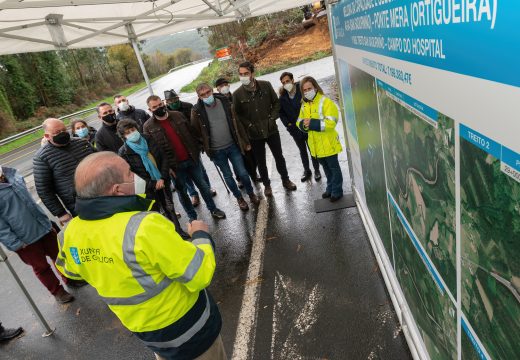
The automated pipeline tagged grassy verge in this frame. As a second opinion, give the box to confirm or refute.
[180,50,332,93]
[0,74,165,156]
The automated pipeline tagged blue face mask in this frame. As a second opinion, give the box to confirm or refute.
[202,95,215,105]
[76,127,89,138]
[126,131,141,143]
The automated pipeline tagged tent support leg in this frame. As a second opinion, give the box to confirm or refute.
[0,246,55,337]
[126,23,153,95]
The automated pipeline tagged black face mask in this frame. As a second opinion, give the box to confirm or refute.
[153,106,167,118]
[102,113,117,124]
[52,131,71,146]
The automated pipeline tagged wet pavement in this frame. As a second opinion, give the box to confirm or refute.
[0,60,411,359]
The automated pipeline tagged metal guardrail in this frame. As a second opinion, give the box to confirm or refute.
[167,58,212,73]
[0,107,96,147]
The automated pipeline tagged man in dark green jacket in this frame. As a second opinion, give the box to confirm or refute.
[232,61,297,197]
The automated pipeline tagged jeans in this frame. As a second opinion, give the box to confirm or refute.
[318,154,343,197]
[292,136,320,173]
[212,144,254,199]
[175,159,217,220]
[16,229,68,295]
[185,160,212,197]
[250,132,289,186]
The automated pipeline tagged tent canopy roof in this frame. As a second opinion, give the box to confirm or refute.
[0,0,312,55]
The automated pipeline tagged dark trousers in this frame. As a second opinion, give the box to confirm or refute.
[241,150,258,181]
[293,136,320,173]
[318,154,344,197]
[152,186,186,236]
[250,132,289,186]
[16,230,67,295]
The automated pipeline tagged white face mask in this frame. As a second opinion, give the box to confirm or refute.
[239,76,251,86]
[133,173,147,195]
[118,101,130,112]
[283,83,294,92]
[304,89,317,101]
[219,85,230,94]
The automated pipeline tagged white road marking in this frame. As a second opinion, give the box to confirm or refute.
[271,271,323,360]
[231,156,273,360]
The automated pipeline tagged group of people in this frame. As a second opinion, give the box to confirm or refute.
[0,61,343,359]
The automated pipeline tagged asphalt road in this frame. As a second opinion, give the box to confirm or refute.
[0,57,411,360]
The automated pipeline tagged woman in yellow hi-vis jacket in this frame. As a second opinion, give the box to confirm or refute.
[296,76,344,202]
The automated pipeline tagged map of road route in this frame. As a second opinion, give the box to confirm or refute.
[460,137,520,359]
[378,85,456,297]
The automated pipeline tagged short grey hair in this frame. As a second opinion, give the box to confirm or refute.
[75,152,126,198]
[196,82,213,94]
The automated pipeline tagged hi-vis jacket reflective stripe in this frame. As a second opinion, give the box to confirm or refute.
[296,93,342,158]
[55,211,216,333]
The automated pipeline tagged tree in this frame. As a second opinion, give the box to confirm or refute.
[21,52,73,107]
[0,83,15,136]
[172,48,194,66]
[108,44,139,83]
[0,55,37,119]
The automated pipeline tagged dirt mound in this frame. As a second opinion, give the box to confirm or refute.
[253,16,331,68]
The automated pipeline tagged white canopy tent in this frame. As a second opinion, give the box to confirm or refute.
[0,0,315,94]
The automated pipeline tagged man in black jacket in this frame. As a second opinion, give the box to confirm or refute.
[233,61,297,197]
[95,102,124,152]
[164,88,216,205]
[33,118,95,224]
[114,94,149,131]
[279,71,321,182]
[143,95,226,221]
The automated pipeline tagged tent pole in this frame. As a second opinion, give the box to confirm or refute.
[0,246,55,337]
[126,23,154,95]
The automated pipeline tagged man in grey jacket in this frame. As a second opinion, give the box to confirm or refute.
[0,166,80,303]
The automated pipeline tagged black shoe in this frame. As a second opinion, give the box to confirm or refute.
[322,192,331,199]
[330,194,343,202]
[314,170,322,181]
[300,170,312,182]
[0,326,23,342]
[67,279,88,288]
[210,189,217,197]
[211,209,226,219]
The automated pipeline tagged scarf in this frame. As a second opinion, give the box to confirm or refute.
[125,136,162,181]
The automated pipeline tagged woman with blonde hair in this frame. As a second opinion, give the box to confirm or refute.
[296,76,344,202]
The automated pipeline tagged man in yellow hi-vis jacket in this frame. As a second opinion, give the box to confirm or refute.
[296,76,344,202]
[55,152,225,360]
